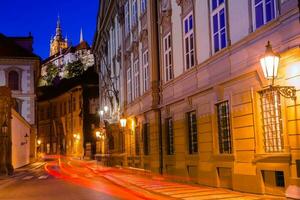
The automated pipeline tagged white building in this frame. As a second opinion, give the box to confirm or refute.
[0,33,40,125]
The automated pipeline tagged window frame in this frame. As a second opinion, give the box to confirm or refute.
[252,0,277,30]
[166,117,174,155]
[141,0,147,14]
[210,0,227,53]
[131,0,138,28]
[259,89,284,153]
[127,67,132,103]
[133,59,140,99]
[143,123,150,155]
[142,50,149,93]
[183,12,195,70]
[163,33,173,82]
[7,70,21,91]
[124,1,130,36]
[187,111,198,154]
[216,100,232,154]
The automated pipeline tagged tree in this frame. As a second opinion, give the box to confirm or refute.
[65,60,84,78]
[45,63,59,85]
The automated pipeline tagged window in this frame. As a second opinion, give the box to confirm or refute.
[163,33,173,82]
[260,89,283,152]
[166,118,174,155]
[108,135,114,150]
[132,0,138,27]
[216,101,232,154]
[125,1,130,35]
[183,12,195,70]
[187,111,198,154]
[135,127,140,155]
[142,50,149,92]
[275,171,285,187]
[73,97,76,111]
[143,123,150,155]
[127,67,132,103]
[141,0,147,14]
[253,0,276,29]
[211,0,227,53]
[8,70,19,90]
[133,60,140,99]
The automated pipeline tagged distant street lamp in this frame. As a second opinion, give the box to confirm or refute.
[98,110,104,117]
[259,41,296,100]
[104,106,109,113]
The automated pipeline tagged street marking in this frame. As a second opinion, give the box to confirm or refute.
[38,175,48,179]
[22,176,34,180]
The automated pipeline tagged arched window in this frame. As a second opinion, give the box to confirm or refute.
[8,70,20,90]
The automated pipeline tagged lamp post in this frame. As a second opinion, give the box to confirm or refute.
[259,41,296,100]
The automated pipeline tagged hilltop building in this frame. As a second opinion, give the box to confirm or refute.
[40,17,94,85]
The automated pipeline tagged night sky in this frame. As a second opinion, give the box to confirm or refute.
[0,0,99,59]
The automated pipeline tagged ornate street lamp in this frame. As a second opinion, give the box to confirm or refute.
[104,106,109,113]
[259,41,296,100]
[120,118,127,128]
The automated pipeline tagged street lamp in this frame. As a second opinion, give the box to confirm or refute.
[104,106,109,113]
[120,118,127,128]
[260,41,280,85]
[259,41,296,100]
[98,110,104,117]
[37,139,41,146]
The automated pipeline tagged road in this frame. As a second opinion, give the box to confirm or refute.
[0,156,284,200]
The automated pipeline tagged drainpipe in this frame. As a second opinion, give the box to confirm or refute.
[154,0,163,175]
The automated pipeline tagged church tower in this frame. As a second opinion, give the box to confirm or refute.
[49,16,68,56]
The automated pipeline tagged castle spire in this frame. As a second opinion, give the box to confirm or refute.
[55,15,62,39]
[80,27,84,43]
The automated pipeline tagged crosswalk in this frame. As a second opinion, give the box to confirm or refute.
[109,174,284,200]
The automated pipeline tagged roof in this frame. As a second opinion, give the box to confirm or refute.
[37,67,98,101]
[42,40,90,64]
[0,33,40,59]
[75,41,90,50]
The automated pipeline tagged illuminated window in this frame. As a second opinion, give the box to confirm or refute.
[183,12,195,70]
[253,0,276,29]
[210,0,227,53]
[166,118,174,155]
[216,101,232,154]
[142,50,149,92]
[187,111,198,154]
[8,70,20,90]
[133,60,140,99]
[260,89,283,152]
[163,33,173,82]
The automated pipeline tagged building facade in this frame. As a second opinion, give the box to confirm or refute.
[94,0,300,197]
[37,68,99,158]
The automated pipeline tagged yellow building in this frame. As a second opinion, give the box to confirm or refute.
[93,0,300,197]
[37,68,99,158]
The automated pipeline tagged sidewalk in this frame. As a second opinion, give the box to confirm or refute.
[94,166,285,200]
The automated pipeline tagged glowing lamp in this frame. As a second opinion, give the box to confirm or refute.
[37,139,41,145]
[120,118,127,128]
[99,110,104,116]
[95,131,101,138]
[260,41,280,84]
[104,106,109,113]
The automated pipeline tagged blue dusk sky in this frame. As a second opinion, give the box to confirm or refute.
[0,0,99,59]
